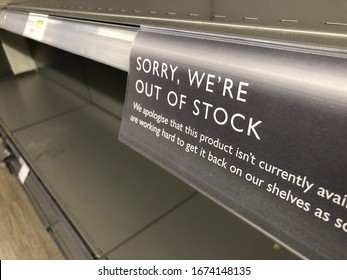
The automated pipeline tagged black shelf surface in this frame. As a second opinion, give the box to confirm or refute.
[0,70,192,257]
[0,71,87,132]
[107,194,295,259]
[6,0,347,49]
[12,105,195,258]
[0,70,296,259]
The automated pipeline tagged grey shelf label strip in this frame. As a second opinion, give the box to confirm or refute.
[0,10,136,72]
[4,0,347,50]
[119,27,347,259]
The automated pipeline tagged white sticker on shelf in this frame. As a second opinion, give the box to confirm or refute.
[23,13,48,41]
[18,157,30,184]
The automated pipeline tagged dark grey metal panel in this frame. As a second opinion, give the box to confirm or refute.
[107,194,297,259]
[12,105,194,258]
[82,59,126,118]
[0,71,87,132]
[0,32,13,78]
[40,64,91,100]
[0,0,20,8]
[7,0,347,49]
[30,43,92,100]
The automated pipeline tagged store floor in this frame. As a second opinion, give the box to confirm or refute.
[0,166,64,259]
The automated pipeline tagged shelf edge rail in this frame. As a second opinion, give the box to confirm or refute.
[0,9,137,72]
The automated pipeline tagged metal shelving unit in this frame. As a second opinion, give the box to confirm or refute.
[0,64,295,259]
[1,0,346,259]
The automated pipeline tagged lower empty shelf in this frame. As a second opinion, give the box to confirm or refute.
[0,71,87,132]
[107,193,295,259]
[12,105,195,258]
[0,69,296,259]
